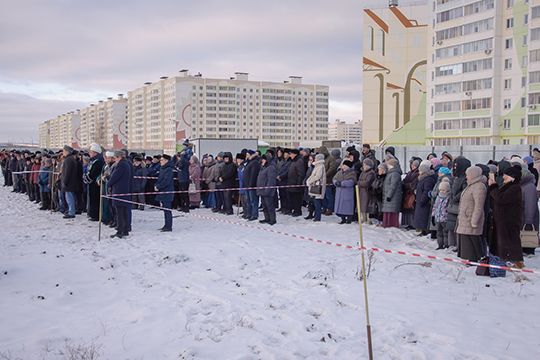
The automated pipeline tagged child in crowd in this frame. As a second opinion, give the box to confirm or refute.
[432,178,451,250]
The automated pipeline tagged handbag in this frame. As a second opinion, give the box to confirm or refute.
[475,254,506,277]
[403,193,415,210]
[309,183,322,195]
[475,257,490,276]
[188,182,197,194]
[520,224,539,249]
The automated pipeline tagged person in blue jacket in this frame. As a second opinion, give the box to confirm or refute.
[155,154,175,232]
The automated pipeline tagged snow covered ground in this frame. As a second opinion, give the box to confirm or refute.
[0,184,539,360]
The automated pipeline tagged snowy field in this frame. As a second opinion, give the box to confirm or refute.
[0,183,539,360]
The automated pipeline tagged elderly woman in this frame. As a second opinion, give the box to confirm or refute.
[414,161,436,236]
[401,158,419,229]
[382,159,402,228]
[488,166,524,267]
[306,154,326,222]
[333,159,358,224]
[455,166,487,262]
[188,155,202,209]
[357,158,376,224]
[521,171,539,255]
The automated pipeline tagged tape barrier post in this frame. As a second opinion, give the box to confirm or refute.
[98,177,103,242]
[356,185,374,360]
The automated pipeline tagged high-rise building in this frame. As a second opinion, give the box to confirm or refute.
[328,119,363,143]
[127,71,329,152]
[362,3,429,145]
[427,0,540,146]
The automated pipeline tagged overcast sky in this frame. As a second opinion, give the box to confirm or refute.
[0,0,399,144]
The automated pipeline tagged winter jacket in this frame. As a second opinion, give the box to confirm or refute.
[189,156,202,204]
[361,149,377,165]
[220,152,237,189]
[357,168,375,213]
[488,181,524,262]
[132,164,148,193]
[306,159,326,199]
[61,154,80,193]
[277,158,291,185]
[521,173,539,231]
[155,159,174,203]
[31,163,40,184]
[432,195,449,223]
[287,155,306,193]
[38,166,52,193]
[243,154,261,188]
[317,146,337,184]
[455,172,487,236]
[446,158,471,231]
[256,160,277,197]
[333,167,357,216]
[175,155,190,183]
[414,170,437,230]
[107,159,132,207]
[401,168,419,213]
[83,154,105,185]
[382,164,403,213]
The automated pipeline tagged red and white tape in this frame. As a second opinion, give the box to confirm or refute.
[101,196,538,275]
[106,184,309,197]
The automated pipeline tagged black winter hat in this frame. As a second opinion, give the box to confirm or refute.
[290,149,300,155]
[504,166,522,182]
[236,153,246,160]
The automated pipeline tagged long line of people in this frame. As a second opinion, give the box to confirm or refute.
[2,143,539,268]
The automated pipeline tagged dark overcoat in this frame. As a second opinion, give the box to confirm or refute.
[107,159,132,207]
[414,170,436,230]
[155,160,174,203]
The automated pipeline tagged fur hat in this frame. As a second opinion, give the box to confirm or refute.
[236,153,246,160]
[387,159,398,168]
[133,156,143,162]
[343,160,354,168]
[89,142,101,153]
[504,166,522,182]
[113,150,125,158]
[266,148,276,157]
[162,154,171,161]
[290,149,300,155]
[105,151,115,158]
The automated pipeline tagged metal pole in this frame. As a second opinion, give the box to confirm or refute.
[98,177,103,241]
[355,185,374,360]
[50,167,56,214]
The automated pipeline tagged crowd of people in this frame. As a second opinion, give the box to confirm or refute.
[2,142,539,268]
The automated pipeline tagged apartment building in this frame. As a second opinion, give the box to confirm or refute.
[363,3,429,145]
[328,119,363,143]
[128,71,329,152]
[428,0,540,146]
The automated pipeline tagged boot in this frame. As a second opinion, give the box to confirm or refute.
[304,203,314,220]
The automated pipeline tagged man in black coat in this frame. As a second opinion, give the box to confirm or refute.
[287,149,306,217]
[61,145,81,219]
[83,143,105,221]
[243,150,260,220]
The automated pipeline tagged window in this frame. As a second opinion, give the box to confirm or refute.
[504,59,512,69]
[462,137,491,145]
[533,6,540,20]
[377,29,385,55]
[462,78,492,91]
[463,58,492,73]
[530,71,540,84]
[524,35,528,46]
[462,117,491,129]
[462,98,491,110]
[463,38,493,54]
[531,28,540,41]
[436,63,463,77]
[436,25,462,41]
[529,92,540,105]
[523,76,527,87]
[505,38,513,49]
[435,101,461,113]
[531,49,540,62]
[523,56,528,68]
[503,119,511,130]
[525,14,529,25]
[435,82,461,94]
[506,18,514,29]
[434,138,460,146]
[464,0,494,16]
[521,118,526,128]
[437,7,463,23]
[522,97,527,108]
[504,99,512,109]
[436,45,462,59]
[502,139,510,145]
[528,114,540,126]
[504,79,512,90]
[366,26,374,51]
[434,119,460,130]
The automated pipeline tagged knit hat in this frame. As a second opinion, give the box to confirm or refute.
[523,156,534,165]
[89,142,101,153]
[387,159,398,168]
[342,160,354,168]
[412,159,420,168]
[504,166,522,182]
[331,149,341,157]
[466,166,482,179]
[217,151,224,159]
[315,154,325,161]
[439,181,451,192]
[419,159,431,173]
[487,164,497,174]
[63,145,73,153]
[105,151,115,158]
[378,163,388,173]
[363,159,374,168]
[438,167,451,175]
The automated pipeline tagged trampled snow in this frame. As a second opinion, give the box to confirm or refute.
[0,185,539,359]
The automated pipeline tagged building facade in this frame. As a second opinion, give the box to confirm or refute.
[363,3,429,145]
[127,71,329,152]
[428,0,540,146]
[328,119,363,143]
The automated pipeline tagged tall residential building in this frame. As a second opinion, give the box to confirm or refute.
[427,0,540,146]
[328,119,363,143]
[363,3,429,145]
[39,95,127,150]
[127,71,329,151]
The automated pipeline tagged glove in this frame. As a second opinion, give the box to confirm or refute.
[335,181,341,187]
[386,197,391,202]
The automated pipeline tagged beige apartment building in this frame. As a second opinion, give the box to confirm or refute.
[328,119,363,143]
[128,71,329,152]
